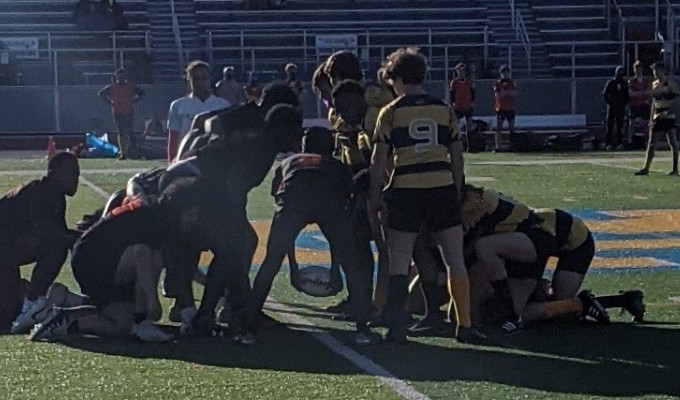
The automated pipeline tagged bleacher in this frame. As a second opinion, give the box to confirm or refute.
[0,0,149,85]
[196,0,491,80]
[531,0,623,77]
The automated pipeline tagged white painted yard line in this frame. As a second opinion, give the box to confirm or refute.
[0,168,148,176]
[587,161,666,173]
[79,173,431,400]
[472,156,670,166]
[267,299,431,400]
[79,176,111,199]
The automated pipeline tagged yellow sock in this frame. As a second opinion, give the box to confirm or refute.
[543,299,583,318]
[448,278,472,328]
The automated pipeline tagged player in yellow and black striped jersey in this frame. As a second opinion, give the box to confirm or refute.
[369,47,486,344]
[636,61,679,176]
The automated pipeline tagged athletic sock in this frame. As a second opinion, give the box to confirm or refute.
[421,281,446,319]
[672,151,679,172]
[595,294,627,309]
[491,279,518,320]
[448,278,472,328]
[543,299,583,318]
[385,275,409,326]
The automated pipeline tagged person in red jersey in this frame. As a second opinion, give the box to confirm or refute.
[627,60,651,147]
[493,65,517,152]
[449,63,475,136]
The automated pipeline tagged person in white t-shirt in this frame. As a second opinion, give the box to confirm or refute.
[167,60,230,163]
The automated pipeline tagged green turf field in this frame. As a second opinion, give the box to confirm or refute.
[1,152,679,400]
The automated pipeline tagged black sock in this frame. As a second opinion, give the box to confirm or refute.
[595,294,626,309]
[491,279,517,320]
[133,313,147,324]
[385,275,409,325]
[421,281,446,319]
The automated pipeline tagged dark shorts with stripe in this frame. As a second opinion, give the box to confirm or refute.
[554,231,595,275]
[652,118,676,133]
[629,105,650,120]
[386,185,461,233]
[71,248,135,308]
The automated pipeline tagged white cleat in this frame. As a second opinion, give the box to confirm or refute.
[132,320,173,343]
[11,296,50,334]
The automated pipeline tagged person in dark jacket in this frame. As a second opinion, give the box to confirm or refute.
[602,66,630,150]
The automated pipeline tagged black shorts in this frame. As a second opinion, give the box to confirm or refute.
[455,108,474,120]
[629,106,650,120]
[506,227,559,280]
[652,118,677,133]
[554,232,595,275]
[386,185,461,233]
[71,249,134,307]
[496,110,516,121]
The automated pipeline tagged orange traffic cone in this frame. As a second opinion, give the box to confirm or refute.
[45,136,56,160]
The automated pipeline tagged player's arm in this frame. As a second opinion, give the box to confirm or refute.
[493,82,501,99]
[29,189,75,248]
[448,112,465,199]
[369,107,393,218]
[508,81,517,97]
[602,81,613,104]
[98,84,112,104]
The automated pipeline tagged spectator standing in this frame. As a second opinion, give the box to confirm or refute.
[216,66,245,105]
[602,66,630,150]
[98,68,145,159]
[627,60,651,147]
[493,65,517,152]
[166,60,230,163]
[635,62,679,176]
[449,62,475,135]
[285,63,304,97]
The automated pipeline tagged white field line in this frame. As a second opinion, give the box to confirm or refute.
[0,168,147,176]
[78,173,432,400]
[587,161,666,173]
[267,299,431,400]
[472,156,670,166]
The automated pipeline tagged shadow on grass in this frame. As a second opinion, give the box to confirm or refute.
[55,312,679,398]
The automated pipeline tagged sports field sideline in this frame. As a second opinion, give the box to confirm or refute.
[1,151,679,400]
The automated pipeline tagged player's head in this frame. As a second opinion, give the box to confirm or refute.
[260,82,300,113]
[159,177,200,233]
[633,60,643,76]
[651,61,666,79]
[332,79,366,126]
[499,65,510,78]
[47,151,80,197]
[615,66,625,79]
[114,68,128,83]
[265,103,304,153]
[302,126,334,155]
[312,61,333,103]
[285,63,298,79]
[223,66,235,80]
[454,62,466,79]
[185,60,212,98]
[324,51,363,86]
[381,47,427,94]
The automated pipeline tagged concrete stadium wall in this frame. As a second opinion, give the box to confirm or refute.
[0,77,675,134]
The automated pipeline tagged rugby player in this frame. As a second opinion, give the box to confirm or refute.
[449,63,475,138]
[493,65,517,152]
[369,47,485,344]
[243,127,374,345]
[627,60,651,147]
[164,83,304,336]
[29,179,200,342]
[635,61,679,176]
[0,152,81,333]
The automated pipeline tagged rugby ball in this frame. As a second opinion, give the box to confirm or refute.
[297,265,336,298]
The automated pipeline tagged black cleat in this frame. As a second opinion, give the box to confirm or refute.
[29,305,97,342]
[384,327,408,344]
[407,313,452,337]
[456,326,488,345]
[634,169,649,176]
[578,290,610,324]
[621,290,646,322]
[501,318,524,334]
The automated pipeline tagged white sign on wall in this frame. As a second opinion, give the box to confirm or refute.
[315,34,358,53]
[0,37,39,59]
